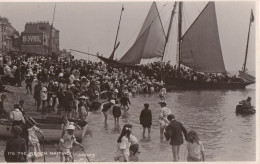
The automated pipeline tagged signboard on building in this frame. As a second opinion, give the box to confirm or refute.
[21,33,43,45]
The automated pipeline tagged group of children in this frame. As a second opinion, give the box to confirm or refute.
[9,115,84,162]
[113,104,205,162]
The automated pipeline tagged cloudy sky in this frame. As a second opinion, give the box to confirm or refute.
[0,1,256,72]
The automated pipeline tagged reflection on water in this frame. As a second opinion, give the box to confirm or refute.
[0,87,255,162]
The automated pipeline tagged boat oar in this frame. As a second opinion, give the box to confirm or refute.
[81,147,91,162]
[42,136,46,162]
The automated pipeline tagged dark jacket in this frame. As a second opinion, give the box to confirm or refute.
[0,100,8,118]
[120,97,131,106]
[140,108,152,126]
[34,84,42,100]
[165,119,187,146]
[4,136,27,162]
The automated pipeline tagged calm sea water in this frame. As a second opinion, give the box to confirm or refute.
[0,85,255,162]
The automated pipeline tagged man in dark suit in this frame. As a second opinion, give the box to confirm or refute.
[165,114,187,161]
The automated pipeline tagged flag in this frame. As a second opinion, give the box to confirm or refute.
[250,10,254,23]
[122,5,124,11]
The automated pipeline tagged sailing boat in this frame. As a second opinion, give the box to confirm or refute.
[238,10,255,83]
[97,2,167,69]
[98,2,254,89]
[163,2,255,89]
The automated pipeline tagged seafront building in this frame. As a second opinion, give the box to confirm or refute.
[20,21,59,54]
[0,16,20,53]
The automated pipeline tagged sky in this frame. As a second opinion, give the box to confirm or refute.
[0,1,256,72]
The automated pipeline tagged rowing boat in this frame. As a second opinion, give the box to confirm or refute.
[0,117,88,141]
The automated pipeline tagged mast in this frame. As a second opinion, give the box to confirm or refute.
[242,9,254,72]
[161,2,177,81]
[49,3,56,54]
[177,2,183,70]
[109,5,124,60]
[161,2,177,61]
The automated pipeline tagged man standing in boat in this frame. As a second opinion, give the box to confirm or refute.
[239,96,253,110]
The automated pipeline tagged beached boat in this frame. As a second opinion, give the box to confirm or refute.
[0,117,88,141]
[74,2,255,90]
[164,2,255,90]
[236,105,255,115]
[238,9,255,84]
[103,2,255,89]
[97,3,166,69]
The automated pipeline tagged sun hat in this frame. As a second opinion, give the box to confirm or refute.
[66,125,75,130]
[79,95,88,99]
[42,87,47,92]
[54,82,58,86]
[110,100,115,104]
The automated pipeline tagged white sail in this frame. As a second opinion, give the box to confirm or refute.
[180,2,226,73]
[119,2,166,64]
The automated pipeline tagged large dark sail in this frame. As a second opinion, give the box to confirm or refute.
[180,2,226,73]
[119,2,166,64]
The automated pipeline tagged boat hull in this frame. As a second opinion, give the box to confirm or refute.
[236,105,255,114]
[238,71,255,83]
[97,56,140,69]
[0,118,87,141]
[165,78,254,90]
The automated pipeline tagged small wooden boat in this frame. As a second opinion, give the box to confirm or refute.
[0,116,88,141]
[236,104,255,114]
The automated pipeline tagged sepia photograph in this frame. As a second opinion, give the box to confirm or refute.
[0,0,257,162]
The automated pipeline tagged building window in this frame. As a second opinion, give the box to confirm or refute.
[39,26,46,31]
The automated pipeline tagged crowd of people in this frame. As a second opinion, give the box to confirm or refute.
[143,61,241,83]
[0,53,207,162]
[0,54,167,119]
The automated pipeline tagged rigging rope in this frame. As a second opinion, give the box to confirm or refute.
[193,2,202,14]
[182,5,190,32]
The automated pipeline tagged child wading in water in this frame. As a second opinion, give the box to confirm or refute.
[114,124,132,162]
[185,130,205,162]
[27,117,44,162]
[159,88,166,101]
[59,124,84,162]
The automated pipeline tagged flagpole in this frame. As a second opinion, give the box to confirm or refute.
[242,9,254,72]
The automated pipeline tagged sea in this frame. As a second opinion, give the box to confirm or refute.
[0,85,256,162]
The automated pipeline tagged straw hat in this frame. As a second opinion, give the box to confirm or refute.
[66,125,75,130]
[54,82,58,86]
[79,95,88,99]
[42,87,47,92]
[110,100,115,104]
